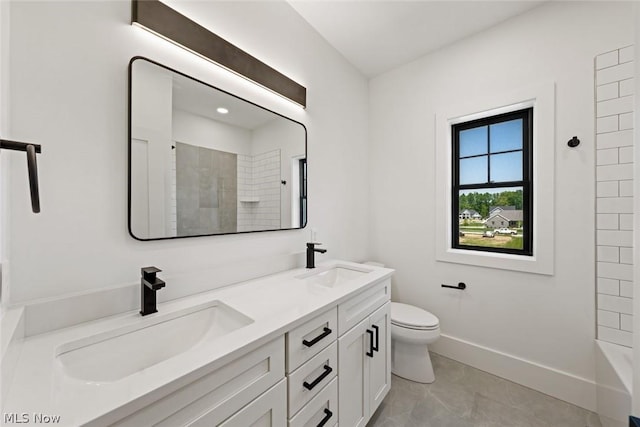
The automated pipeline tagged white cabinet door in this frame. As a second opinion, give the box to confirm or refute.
[215,379,287,427]
[368,302,390,413]
[338,317,370,427]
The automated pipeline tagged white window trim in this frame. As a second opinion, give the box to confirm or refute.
[435,82,555,275]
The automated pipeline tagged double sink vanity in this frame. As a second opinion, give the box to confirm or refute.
[3,261,393,426]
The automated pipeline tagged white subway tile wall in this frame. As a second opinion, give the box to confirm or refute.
[619,213,634,230]
[598,277,621,295]
[597,213,619,229]
[595,46,634,347]
[598,325,632,347]
[597,129,633,149]
[237,149,281,232]
[620,79,634,97]
[620,280,634,298]
[598,309,620,329]
[620,314,633,332]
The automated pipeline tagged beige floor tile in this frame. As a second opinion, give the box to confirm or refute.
[367,352,602,427]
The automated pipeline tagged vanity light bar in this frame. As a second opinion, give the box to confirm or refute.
[131,0,307,108]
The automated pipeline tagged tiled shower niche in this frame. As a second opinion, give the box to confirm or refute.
[237,149,282,232]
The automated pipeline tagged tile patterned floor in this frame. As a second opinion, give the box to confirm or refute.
[367,352,602,427]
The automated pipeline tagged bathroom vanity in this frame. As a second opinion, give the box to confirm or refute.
[2,261,392,426]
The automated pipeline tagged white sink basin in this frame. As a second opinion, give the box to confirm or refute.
[56,300,252,383]
[297,264,372,287]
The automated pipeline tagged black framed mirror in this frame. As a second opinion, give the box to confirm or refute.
[128,57,307,240]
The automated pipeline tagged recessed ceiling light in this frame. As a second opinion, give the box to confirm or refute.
[217,107,229,114]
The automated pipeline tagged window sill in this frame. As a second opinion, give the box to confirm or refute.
[437,248,553,276]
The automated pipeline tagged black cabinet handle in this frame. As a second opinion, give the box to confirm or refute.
[303,327,332,347]
[317,408,333,427]
[303,365,333,391]
[372,324,379,352]
[366,329,374,357]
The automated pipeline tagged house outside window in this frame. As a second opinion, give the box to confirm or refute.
[452,108,533,256]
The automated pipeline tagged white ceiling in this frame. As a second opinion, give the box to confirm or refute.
[288,1,545,77]
[173,72,277,129]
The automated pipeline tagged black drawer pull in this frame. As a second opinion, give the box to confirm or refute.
[372,324,379,352]
[303,327,332,347]
[366,329,374,357]
[317,408,333,427]
[303,365,333,391]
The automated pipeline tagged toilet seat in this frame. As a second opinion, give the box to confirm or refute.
[392,322,439,331]
[391,302,439,330]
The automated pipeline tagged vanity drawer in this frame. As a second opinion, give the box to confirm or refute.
[108,336,285,427]
[288,341,338,417]
[287,307,337,372]
[289,377,337,427]
[196,379,287,427]
[338,278,390,335]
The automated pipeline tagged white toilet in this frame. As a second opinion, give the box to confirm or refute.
[390,302,440,383]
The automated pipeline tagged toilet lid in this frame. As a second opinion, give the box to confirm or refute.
[391,302,439,329]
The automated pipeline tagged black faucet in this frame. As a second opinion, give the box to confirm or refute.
[306,242,327,269]
[140,266,165,316]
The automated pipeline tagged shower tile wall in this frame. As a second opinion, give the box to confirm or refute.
[595,46,634,347]
[237,149,281,232]
[176,142,238,235]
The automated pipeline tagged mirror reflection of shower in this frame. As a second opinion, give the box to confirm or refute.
[129,58,306,240]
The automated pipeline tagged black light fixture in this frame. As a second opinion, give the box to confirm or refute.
[131,0,307,108]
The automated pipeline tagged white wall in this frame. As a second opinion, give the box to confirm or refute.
[0,0,10,306]
[0,0,4,260]
[5,0,369,304]
[172,109,252,155]
[369,1,633,410]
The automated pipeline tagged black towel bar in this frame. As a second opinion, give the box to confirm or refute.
[442,282,467,290]
[1,139,42,213]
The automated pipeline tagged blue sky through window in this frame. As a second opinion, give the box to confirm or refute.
[459,126,487,157]
[491,152,522,182]
[458,118,522,185]
[490,119,522,153]
[460,157,487,185]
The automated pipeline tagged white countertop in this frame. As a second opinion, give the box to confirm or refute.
[2,260,393,426]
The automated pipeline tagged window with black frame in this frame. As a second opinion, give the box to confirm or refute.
[452,108,533,255]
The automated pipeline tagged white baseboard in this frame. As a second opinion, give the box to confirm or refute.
[430,334,597,411]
